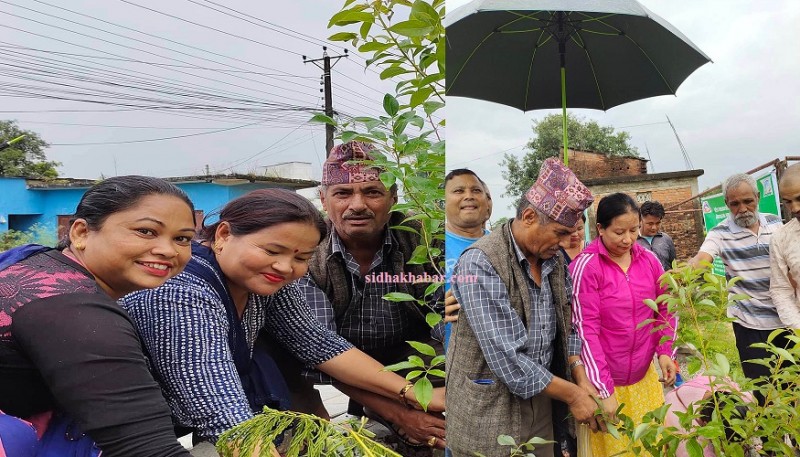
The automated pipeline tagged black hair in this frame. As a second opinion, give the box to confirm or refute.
[640,200,666,219]
[58,175,195,249]
[445,168,488,191]
[201,188,327,244]
[596,193,639,228]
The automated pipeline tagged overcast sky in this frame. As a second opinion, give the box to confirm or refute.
[0,0,394,180]
[446,0,800,220]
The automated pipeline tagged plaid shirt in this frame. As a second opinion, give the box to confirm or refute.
[452,236,581,399]
[299,228,420,352]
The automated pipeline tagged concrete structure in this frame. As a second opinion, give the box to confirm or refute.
[565,149,705,261]
[0,173,318,243]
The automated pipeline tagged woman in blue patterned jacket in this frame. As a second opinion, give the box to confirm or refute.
[121,188,445,447]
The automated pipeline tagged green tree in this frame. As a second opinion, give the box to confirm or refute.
[501,113,638,203]
[0,120,60,179]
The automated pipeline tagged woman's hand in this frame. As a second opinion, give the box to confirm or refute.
[577,378,600,398]
[444,290,460,324]
[600,394,619,426]
[658,355,677,387]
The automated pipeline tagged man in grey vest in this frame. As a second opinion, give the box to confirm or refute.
[447,158,603,457]
[297,141,446,451]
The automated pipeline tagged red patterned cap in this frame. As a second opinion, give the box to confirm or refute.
[525,158,594,227]
[321,141,382,185]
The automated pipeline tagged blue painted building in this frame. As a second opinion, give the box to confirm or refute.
[0,173,318,243]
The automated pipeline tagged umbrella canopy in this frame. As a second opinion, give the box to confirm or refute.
[445,0,711,112]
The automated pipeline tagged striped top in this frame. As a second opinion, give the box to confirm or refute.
[122,253,352,442]
[699,213,783,329]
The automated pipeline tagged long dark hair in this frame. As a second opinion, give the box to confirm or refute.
[200,189,327,243]
[58,175,194,248]
[596,193,639,229]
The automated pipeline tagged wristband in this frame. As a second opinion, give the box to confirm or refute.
[569,359,585,371]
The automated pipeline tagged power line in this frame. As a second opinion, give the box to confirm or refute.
[49,120,264,146]
[117,0,304,57]
[0,9,319,106]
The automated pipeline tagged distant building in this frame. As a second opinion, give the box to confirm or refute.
[0,172,318,243]
[565,149,705,261]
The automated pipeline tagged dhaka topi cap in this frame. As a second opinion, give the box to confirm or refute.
[321,141,382,186]
[525,157,594,227]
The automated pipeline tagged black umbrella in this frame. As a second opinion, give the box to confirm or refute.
[445,0,711,164]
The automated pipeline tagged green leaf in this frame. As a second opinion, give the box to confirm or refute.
[633,423,649,441]
[426,312,442,327]
[405,370,423,381]
[423,101,444,115]
[380,66,409,80]
[358,41,393,53]
[408,244,429,264]
[410,87,434,108]
[383,361,418,372]
[328,10,373,28]
[643,298,658,312]
[685,439,704,457]
[413,376,433,411]
[714,353,730,376]
[424,282,441,297]
[428,369,446,378]
[310,113,336,125]
[606,422,620,440]
[359,20,373,39]
[772,346,795,363]
[383,94,399,116]
[388,20,434,37]
[497,435,516,446]
[328,32,358,42]
[408,355,426,367]
[383,292,417,302]
[407,340,437,357]
[430,355,446,367]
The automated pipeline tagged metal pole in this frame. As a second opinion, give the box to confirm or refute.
[304,47,348,158]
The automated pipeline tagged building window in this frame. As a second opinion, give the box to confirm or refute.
[636,192,652,204]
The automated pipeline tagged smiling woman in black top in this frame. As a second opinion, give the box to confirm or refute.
[0,176,196,457]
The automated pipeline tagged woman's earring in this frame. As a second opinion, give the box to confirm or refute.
[74,242,83,250]
[213,241,223,254]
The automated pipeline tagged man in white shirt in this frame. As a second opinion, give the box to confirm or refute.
[770,162,800,328]
[689,173,787,386]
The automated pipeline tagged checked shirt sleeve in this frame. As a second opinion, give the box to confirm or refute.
[564,273,582,357]
[452,249,553,399]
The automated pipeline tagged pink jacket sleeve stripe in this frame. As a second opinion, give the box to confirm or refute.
[570,253,613,399]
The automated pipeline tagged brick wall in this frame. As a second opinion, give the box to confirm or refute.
[567,149,648,181]
[585,177,703,261]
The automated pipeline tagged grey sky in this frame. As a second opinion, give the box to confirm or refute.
[0,0,394,180]
[446,0,800,220]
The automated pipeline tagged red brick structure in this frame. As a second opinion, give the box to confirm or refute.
[565,149,705,261]
[566,149,648,181]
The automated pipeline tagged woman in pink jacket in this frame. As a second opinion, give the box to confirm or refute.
[569,193,677,456]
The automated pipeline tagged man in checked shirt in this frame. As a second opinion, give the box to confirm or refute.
[290,141,446,451]
[446,158,604,457]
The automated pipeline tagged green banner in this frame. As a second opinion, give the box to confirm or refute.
[700,170,781,276]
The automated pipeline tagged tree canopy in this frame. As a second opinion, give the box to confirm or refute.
[501,113,638,203]
[0,120,60,179]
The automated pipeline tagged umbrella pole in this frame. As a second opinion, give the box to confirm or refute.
[561,66,568,166]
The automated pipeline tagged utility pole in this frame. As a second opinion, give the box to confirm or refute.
[303,47,348,156]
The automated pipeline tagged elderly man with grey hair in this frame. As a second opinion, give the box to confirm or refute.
[689,173,788,391]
